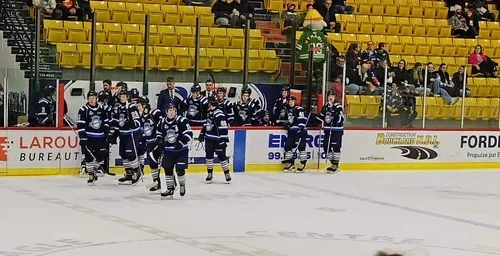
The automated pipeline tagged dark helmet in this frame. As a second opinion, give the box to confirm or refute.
[208,96,218,107]
[97,90,111,103]
[116,81,128,90]
[44,85,56,95]
[129,88,140,99]
[87,90,98,99]
[281,85,290,92]
[242,88,252,96]
[166,103,176,111]
[191,83,202,93]
[217,87,226,94]
[289,95,297,101]
[138,96,149,105]
[327,90,336,97]
[118,89,128,97]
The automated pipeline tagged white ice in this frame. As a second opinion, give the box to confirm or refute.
[1,171,500,256]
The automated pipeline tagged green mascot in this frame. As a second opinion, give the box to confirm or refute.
[296,9,328,82]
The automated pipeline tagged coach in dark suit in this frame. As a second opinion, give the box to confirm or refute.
[157,77,186,115]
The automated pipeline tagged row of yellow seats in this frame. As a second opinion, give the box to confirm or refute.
[467,84,500,98]
[337,15,450,37]
[478,21,500,39]
[389,54,466,69]
[324,33,498,57]
[90,2,214,26]
[265,0,312,12]
[346,96,500,120]
[56,44,280,73]
[45,21,265,49]
[346,0,445,7]
[353,3,448,19]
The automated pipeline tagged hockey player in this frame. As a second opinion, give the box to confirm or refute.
[112,90,143,185]
[259,110,274,126]
[317,90,343,174]
[155,103,193,199]
[35,85,56,127]
[185,84,208,127]
[137,96,164,193]
[198,97,232,184]
[272,85,290,126]
[215,87,235,124]
[233,88,259,126]
[77,91,110,185]
[282,96,309,173]
[128,88,146,172]
[95,90,116,176]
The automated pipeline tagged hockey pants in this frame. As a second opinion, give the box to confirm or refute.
[205,140,230,174]
[119,132,141,175]
[162,150,188,190]
[284,130,307,165]
[323,131,343,165]
[83,138,107,174]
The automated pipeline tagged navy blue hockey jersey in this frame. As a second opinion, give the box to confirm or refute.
[185,95,208,125]
[201,108,229,142]
[216,98,235,124]
[317,102,344,132]
[273,97,288,124]
[112,102,141,135]
[286,105,307,131]
[233,100,259,126]
[35,97,56,126]
[77,103,110,139]
[156,115,193,152]
[140,108,162,144]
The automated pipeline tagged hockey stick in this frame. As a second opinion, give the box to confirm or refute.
[290,111,312,164]
[126,102,144,184]
[64,116,105,177]
[324,119,333,174]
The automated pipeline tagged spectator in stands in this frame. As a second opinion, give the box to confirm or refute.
[469,0,495,21]
[408,62,431,96]
[361,41,377,64]
[375,58,395,90]
[332,75,347,105]
[347,63,374,95]
[466,6,481,36]
[385,83,404,127]
[375,43,391,68]
[313,0,341,33]
[427,62,459,105]
[437,63,462,98]
[283,3,298,28]
[56,0,84,21]
[212,0,238,26]
[401,85,417,128]
[345,43,361,71]
[446,0,465,18]
[230,0,256,28]
[450,5,476,38]
[468,45,498,77]
[452,65,472,96]
[33,0,57,17]
[77,0,92,21]
[393,59,410,87]
[330,55,345,82]
[332,0,354,14]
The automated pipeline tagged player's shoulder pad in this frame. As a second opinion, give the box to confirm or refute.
[176,115,187,123]
[296,106,305,111]
[38,98,50,104]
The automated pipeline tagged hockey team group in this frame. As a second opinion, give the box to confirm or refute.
[37,78,344,199]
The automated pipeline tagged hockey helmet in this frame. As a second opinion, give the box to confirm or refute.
[289,95,297,101]
[139,95,150,104]
[87,90,98,98]
[129,88,140,99]
[44,85,56,95]
[191,83,202,93]
[217,87,226,94]
[208,96,218,107]
[241,88,252,96]
[327,90,336,97]
[118,88,128,97]
[281,85,290,92]
[97,90,110,102]
[116,81,128,90]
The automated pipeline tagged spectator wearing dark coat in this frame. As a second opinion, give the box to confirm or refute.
[375,43,391,68]
[452,65,471,97]
[230,0,256,28]
[345,43,361,72]
[330,55,345,82]
[332,0,355,14]
[393,59,410,87]
[157,77,187,115]
[400,86,418,127]
[212,0,238,26]
[313,0,341,33]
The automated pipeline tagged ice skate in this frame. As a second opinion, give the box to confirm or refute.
[95,167,105,177]
[161,189,175,199]
[296,161,307,173]
[131,171,142,186]
[283,163,295,173]
[179,185,186,197]
[326,164,340,174]
[206,172,213,184]
[79,164,87,177]
[87,172,98,185]
[118,174,132,185]
[224,171,232,183]
[148,179,161,194]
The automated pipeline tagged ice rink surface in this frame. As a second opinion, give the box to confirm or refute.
[1,170,500,256]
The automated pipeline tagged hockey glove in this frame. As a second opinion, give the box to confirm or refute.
[79,137,88,147]
[198,133,205,143]
[174,142,184,150]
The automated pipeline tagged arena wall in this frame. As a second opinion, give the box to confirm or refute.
[0,127,499,176]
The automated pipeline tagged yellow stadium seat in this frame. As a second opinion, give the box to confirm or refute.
[210,27,229,48]
[440,97,459,119]
[104,23,124,45]
[399,5,411,17]
[345,20,359,33]
[195,6,214,27]
[479,98,496,120]
[108,2,128,23]
[475,78,491,97]
[136,45,156,69]
[373,20,386,34]
[430,44,443,56]
[178,6,197,26]
[426,24,440,37]
[207,48,226,72]
[362,96,379,119]
[465,98,479,120]
[172,47,192,71]
[44,20,65,43]
[384,4,397,16]
[57,43,79,68]
[398,17,413,35]
[439,25,451,37]
[144,4,164,24]
[411,5,423,17]
[227,28,244,48]
[440,38,455,56]
[425,97,441,119]
[90,1,110,22]
[357,3,371,15]
[188,47,209,71]
[166,0,179,5]
[159,25,177,46]
[436,7,448,19]
[423,6,436,18]
[225,49,243,72]
[387,22,400,35]
[371,35,385,45]
[198,27,211,47]
[357,34,371,45]
[414,55,427,64]
[176,26,195,47]
[83,22,106,44]
[413,23,426,36]
[77,44,92,68]
[422,18,434,26]
[162,5,181,25]
[415,96,423,120]
[341,33,357,45]
[117,45,138,69]
[346,95,362,118]
[123,24,142,45]
[488,78,500,97]
[140,24,160,45]
[465,38,478,48]
[155,46,175,70]
[267,0,283,12]
[380,0,393,4]
[479,21,491,38]
[65,21,87,43]
[387,36,403,54]
[97,44,119,69]
[428,56,441,65]
[329,33,345,51]
[127,3,145,24]
[249,29,264,49]
[342,14,356,22]
[260,49,280,73]
[248,49,261,72]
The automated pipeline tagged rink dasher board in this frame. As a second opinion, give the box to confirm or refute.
[0,128,500,176]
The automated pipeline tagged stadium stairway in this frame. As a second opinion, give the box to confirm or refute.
[0,0,61,80]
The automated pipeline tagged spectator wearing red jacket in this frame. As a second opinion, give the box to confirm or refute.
[468,45,498,77]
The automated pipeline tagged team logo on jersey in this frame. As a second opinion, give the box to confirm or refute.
[90,115,102,129]
[325,112,332,124]
[118,114,126,127]
[287,112,294,124]
[166,128,178,143]
[239,110,247,121]
[205,119,214,131]
[143,121,153,137]
[280,108,286,118]
[188,105,199,117]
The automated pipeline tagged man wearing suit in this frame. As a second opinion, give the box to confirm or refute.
[201,79,216,98]
[157,77,186,115]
